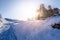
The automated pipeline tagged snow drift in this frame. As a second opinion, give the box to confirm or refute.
[0,16,60,40]
[13,16,60,40]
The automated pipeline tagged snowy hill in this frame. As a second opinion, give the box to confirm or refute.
[0,18,10,33]
[13,16,60,40]
[5,18,20,23]
[0,16,60,40]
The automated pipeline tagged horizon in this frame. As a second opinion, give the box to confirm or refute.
[0,0,60,20]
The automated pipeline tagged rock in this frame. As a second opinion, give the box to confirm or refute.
[52,23,60,29]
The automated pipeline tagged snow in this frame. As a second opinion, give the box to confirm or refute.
[0,16,60,40]
[13,16,60,40]
[0,18,10,33]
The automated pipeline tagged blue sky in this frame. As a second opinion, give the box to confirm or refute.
[0,0,60,20]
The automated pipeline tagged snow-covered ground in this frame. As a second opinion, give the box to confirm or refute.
[0,18,10,33]
[13,16,60,40]
[0,16,60,40]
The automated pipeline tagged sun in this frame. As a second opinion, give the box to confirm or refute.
[12,2,38,21]
[19,3,38,21]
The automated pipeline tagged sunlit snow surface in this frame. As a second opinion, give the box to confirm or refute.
[13,16,60,40]
[1,16,60,40]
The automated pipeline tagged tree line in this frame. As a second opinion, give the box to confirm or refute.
[36,4,60,20]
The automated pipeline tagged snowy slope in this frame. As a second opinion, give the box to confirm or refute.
[0,18,10,33]
[0,18,17,40]
[5,18,19,23]
[13,16,60,40]
[0,16,60,40]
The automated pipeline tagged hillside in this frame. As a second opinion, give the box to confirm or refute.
[0,16,60,40]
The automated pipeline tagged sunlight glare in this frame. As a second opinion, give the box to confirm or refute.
[21,3,37,20]
[11,2,39,21]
